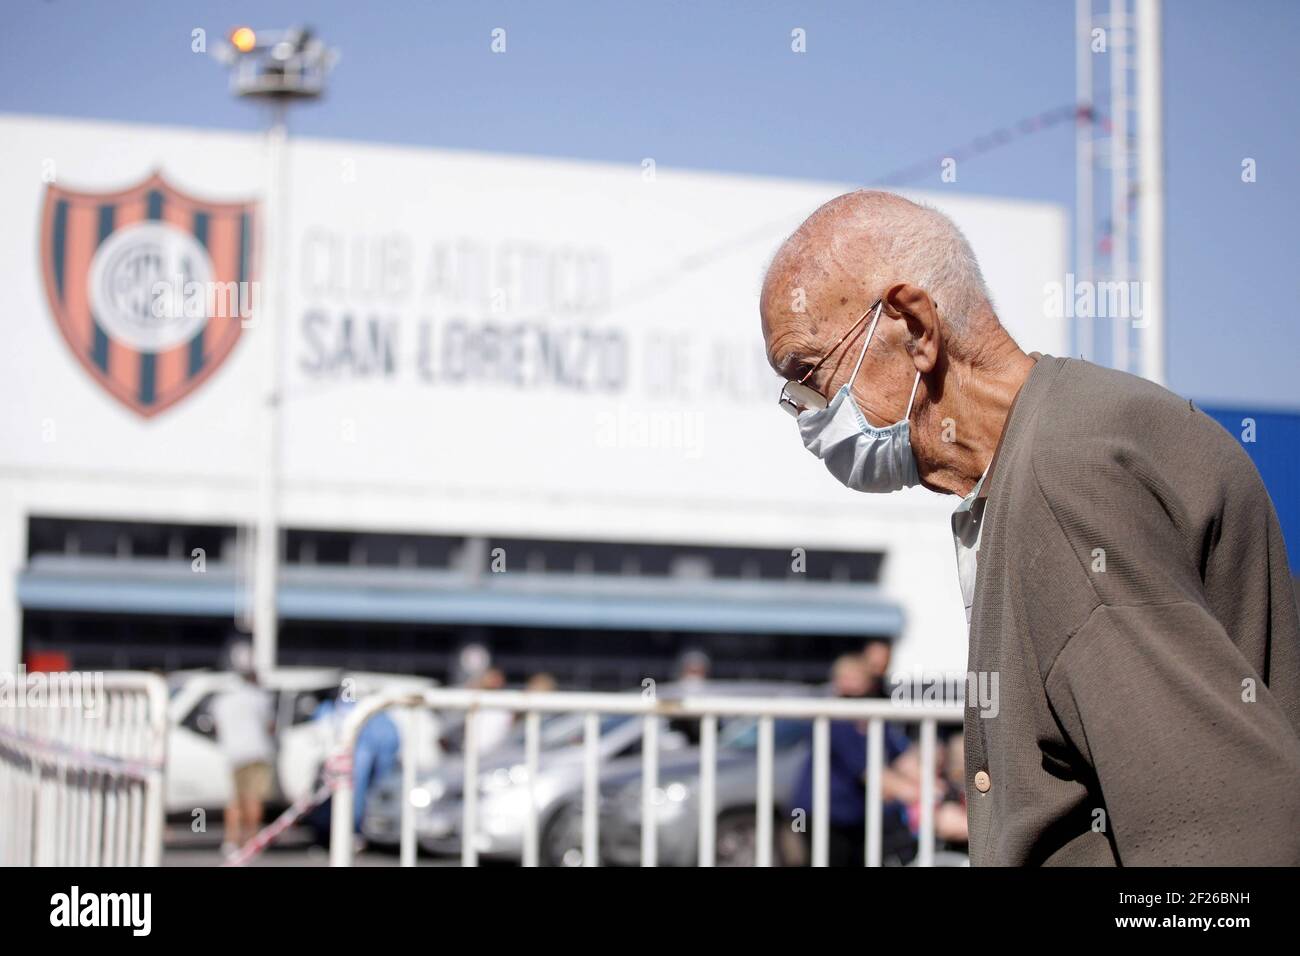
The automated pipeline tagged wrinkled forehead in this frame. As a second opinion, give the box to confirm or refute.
[762,310,821,379]
[761,253,858,373]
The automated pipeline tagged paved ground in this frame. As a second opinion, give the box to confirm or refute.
[162,823,462,867]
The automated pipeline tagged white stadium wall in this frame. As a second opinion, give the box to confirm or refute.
[0,113,1068,678]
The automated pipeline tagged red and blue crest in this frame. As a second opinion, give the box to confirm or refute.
[40,172,256,418]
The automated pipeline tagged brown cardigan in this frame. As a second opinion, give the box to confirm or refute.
[965,355,1300,865]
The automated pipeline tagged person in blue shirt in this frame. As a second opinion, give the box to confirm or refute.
[792,654,918,866]
[311,692,401,835]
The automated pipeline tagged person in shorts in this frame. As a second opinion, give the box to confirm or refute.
[211,640,275,859]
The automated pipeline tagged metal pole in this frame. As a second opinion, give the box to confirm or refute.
[399,708,417,868]
[917,719,937,867]
[582,711,599,866]
[329,765,354,867]
[1137,0,1165,385]
[461,710,478,867]
[522,711,540,867]
[252,102,287,679]
[755,716,774,867]
[1075,0,1094,360]
[142,682,166,867]
[697,714,717,867]
[811,716,829,867]
[1110,1,1131,374]
[640,714,658,867]
[865,718,883,867]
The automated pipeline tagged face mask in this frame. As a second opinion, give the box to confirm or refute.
[797,302,922,493]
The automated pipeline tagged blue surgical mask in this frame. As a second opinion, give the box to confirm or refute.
[797,302,922,493]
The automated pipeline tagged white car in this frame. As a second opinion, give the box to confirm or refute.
[165,667,435,815]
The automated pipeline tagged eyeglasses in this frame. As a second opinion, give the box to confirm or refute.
[777,299,883,418]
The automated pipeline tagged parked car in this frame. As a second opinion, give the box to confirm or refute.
[362,680,813,865]
[165,667,434,814]
[363,705,681,863]
[598,716,811,866]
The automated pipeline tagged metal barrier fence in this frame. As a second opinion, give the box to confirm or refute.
[0,671,167,866]
[329,688,963,867]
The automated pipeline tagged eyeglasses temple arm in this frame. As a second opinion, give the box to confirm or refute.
[847,301,884,386]
[797,300,881,386]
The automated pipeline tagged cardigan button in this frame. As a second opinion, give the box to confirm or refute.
[974,770,991,793]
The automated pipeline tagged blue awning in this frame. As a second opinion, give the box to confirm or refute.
[17,556,903,637]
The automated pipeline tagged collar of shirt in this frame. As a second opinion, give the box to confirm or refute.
[952,467,989,546]
[952,472,988,626]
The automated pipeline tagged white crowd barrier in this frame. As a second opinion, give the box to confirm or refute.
[0,671,167,866]
[329,687,963,867]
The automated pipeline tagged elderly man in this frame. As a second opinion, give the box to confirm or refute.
[760,189,1300,865]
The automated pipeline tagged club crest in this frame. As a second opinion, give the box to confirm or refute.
[40,172,256,418]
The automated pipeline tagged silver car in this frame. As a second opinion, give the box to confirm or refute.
[598,716,811,866]
[363,681,807,865]
[363,707,691,864]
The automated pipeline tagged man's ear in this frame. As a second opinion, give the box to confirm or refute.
[883,282,941,374]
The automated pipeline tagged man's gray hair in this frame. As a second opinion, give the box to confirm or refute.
[841,191,994,339]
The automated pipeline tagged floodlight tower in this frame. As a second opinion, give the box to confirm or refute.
[1075,0,1164,385]
[212,27,339,677]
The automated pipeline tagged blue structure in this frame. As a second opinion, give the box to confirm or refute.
[1201,405,1300,573]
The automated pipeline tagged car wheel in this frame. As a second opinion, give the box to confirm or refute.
[541,805,586,867]
[715,809,786,867]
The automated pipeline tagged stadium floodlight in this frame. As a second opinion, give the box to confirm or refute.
[230,26,257,55]
[212,25,339,100]
[210,26,338,677]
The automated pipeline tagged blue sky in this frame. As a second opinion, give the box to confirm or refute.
[3,0,1297,409]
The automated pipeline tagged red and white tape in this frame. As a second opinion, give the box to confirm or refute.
[221,750,353,867]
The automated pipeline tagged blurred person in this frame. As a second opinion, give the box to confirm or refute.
[860,638,892,698]
[934,732,969,849]
[211,639,274,858]
[670,649,712,743]
[900,730,969,853]
[311,689,401,838]
[524,672,558,694]
[467,666,513,754]
[440,650,513,755]
[761,190,1300,865]
[676,648,711,685]
[452,642,492,686]
[791,655,917,866]
[512,672,558,730]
